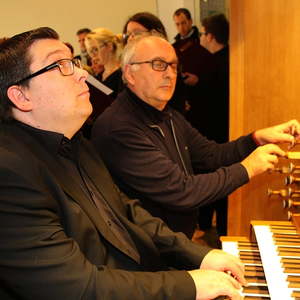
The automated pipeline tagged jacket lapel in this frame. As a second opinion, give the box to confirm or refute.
[8,124,139,263]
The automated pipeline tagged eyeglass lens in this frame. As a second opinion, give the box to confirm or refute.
[57,59,81,76]
[152,60,177,72]
[125,30,148,40]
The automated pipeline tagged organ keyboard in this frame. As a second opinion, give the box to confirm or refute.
[222,153,300,298]
[222,220,300,300]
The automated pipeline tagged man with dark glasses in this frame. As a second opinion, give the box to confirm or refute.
[92,34,299,242]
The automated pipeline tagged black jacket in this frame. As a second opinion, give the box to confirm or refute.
[91,88,257,237]
[0,120,210,300]
[188,46,229,143]
[173,26,200,44]
[172,26,214,110]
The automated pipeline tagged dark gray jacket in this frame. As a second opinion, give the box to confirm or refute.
[92,88,257,237]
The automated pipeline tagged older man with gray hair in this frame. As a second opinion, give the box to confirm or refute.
[92,34,299,241]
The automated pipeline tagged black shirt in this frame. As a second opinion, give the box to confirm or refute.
[16,121,140,262]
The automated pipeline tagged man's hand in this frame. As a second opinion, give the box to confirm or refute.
[254,119,300,146]
[241,144,286,178]
[200,249,246,286]
[188,269,243,300]
[183,72,199,86]
[187,249,246,300]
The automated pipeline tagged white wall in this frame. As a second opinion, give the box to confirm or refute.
[1,0,205,54]
[1,0,157,55]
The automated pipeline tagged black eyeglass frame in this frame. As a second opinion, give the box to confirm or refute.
[122,30,150,43]
[129,59,178,72]
[11,58,82,86]
[199,31,208,36]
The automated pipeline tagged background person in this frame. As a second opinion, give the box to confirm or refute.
[122,11,168,44]
[172,8,215,142]
[82,28,124,138]
[75,27,93,66]
[192,13,230,240]
[85,28,124,99]
[172,7,212,89]
[123,11,186,114]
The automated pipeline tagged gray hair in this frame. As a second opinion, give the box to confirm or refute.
[121,32,166,83]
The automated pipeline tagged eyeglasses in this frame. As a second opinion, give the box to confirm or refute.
[12,58,82,86]
[122,30,149,42]
[88,44,106,56]
[129,59,178,73]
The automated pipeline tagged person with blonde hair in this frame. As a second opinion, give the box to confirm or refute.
[85,28,124,99]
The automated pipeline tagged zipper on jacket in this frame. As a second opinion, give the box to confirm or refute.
[149,124,165,137]
[170,118,189,176]
[149,120,189,176]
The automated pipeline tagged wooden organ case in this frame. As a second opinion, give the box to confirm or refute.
[228,0,300,237]
[222,153,300,299]
[223,1,300,298]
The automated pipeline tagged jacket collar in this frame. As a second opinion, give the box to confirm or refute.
[174,26,200,42]
[123,87,172,124]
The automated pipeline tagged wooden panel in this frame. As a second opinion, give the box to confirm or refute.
[228,0,300,236]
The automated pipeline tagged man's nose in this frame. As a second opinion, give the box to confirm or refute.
[75,65,89,81]
[163,65,177,78]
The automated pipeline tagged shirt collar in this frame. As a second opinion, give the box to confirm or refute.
[180,27,195,40]
[13,120,82,158]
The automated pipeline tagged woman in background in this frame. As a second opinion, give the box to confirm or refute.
[85,28,124,99]
[122,12,168,43]
[122,12,186,114]
[81,29,123,138]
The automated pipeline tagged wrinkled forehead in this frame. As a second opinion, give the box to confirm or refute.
[134,37,177,61]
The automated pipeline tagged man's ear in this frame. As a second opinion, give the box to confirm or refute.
[6,85,33,112]
[123,64,136,86]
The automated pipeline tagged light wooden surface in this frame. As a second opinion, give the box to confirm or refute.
[228,0,300,236]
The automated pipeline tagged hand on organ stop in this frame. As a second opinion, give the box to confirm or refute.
[241,144,286,178]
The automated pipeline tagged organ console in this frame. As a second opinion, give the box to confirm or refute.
[222,152,300,299]
[272,163,300,175]
[283,199,300,209]
[285,176,300,185]
[288,163,300,174]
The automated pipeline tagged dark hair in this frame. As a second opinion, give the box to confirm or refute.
[0,37,9,45]
[202,13,229,45]
[64,42,74,55]
[76,28,91,35]
[122,12,168,42]
[173,8,192,20]
[0,27,59,122]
